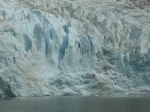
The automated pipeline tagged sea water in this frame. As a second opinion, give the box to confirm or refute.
[0,96,150,112]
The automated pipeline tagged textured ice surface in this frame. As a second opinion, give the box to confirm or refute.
[0,0,150,97]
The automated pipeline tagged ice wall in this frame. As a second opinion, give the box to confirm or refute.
[0,0,150,97]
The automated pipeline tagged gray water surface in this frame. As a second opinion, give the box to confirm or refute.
[0,96,150,112]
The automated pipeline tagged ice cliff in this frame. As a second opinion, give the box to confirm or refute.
[0,0,150,97]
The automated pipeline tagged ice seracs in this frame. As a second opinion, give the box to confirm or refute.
[0,0,150,97]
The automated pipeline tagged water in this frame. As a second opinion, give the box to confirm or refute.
[0,96,150,112]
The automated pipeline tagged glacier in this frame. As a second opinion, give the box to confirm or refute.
[0,0,150,97]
